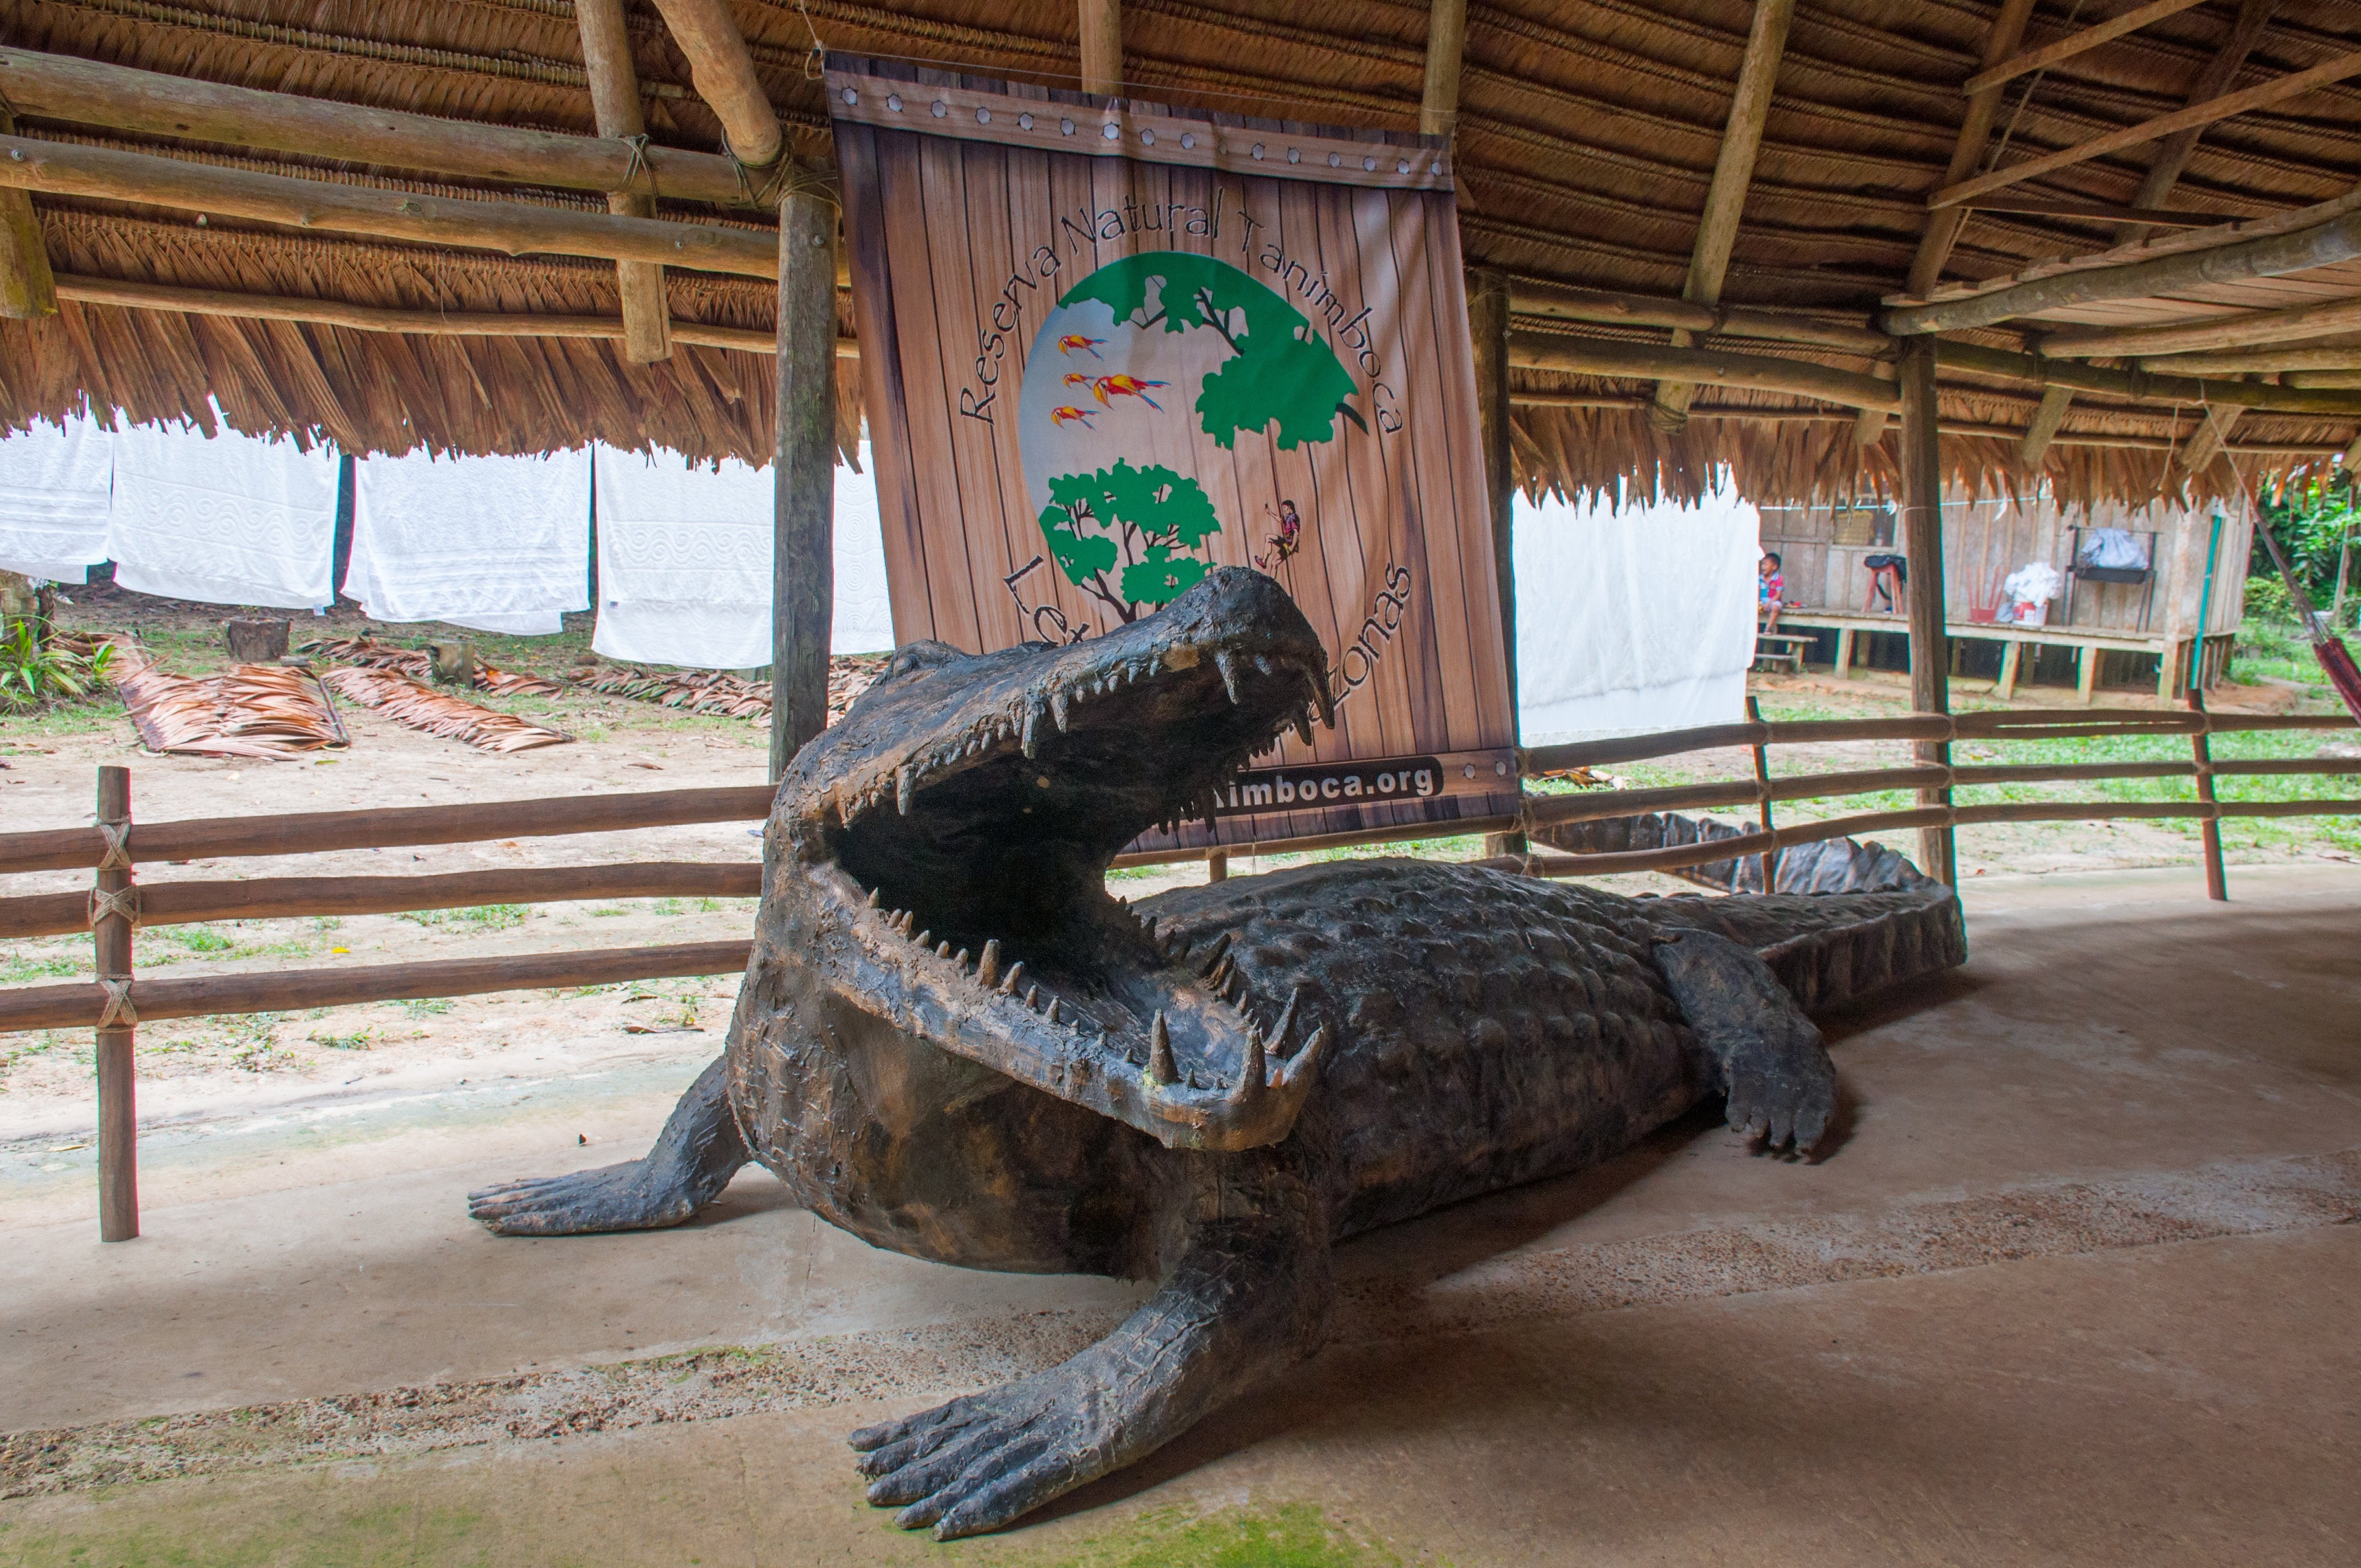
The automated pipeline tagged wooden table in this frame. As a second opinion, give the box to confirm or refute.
[1774,609,2189,704]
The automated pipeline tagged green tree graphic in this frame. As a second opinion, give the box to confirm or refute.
[1061,253,1361,449]
[1038,460,1222,623]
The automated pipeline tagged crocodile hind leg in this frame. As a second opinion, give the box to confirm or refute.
[1652,927,1839,1153]
[469,1055,749,1235]
[850,1153,1330,1540]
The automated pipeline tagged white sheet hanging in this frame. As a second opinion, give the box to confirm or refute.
[1512,484,1761,741]
[107,423,338,609]
[347,449,590,635]
[589,443,899,668]
[0,415,115,583]
[591,446,774,668]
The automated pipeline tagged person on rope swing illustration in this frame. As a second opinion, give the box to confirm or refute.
[1256,499,1303,572]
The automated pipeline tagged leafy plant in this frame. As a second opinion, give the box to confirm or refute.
[396,903,527,931]
[1038,461,1224,623]
[0,622,114,713]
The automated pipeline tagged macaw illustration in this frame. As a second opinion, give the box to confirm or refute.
[1049,405,1098,431]
[1063,372,1095,394]
[1091,374,1169,411]
[1056,334,1107,360]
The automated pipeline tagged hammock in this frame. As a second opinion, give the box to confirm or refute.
[2253,511,2361,722]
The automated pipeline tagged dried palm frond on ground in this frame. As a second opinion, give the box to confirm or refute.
[115,650,351,760]
[319,667,572,753]
[578,653,889,725]
[299,636,564,698]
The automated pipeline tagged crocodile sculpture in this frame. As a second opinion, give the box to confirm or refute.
[469,567,1965,1538]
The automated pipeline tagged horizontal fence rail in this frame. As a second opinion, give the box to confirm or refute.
[3,703,2354,1241]
[0,784,779,875]
[0,940,755,1034]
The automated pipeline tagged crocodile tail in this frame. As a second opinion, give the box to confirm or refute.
[1535,810,1966,1014]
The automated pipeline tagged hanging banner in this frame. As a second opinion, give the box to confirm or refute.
[827,57,1519,852]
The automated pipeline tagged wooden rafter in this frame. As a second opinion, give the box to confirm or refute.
[2042,294,2361,360]
[1515,331,1896,412]
[0,105,56,320]
[578,0,672,364]
[1511,279,1885,352]
[1932,49,2361,211]
[1421,0,1468,138]
[1080,0,1122,95]
[2019,384,2076,467]
[1938,338,2361,416]
[1906,0,2038,299]
[1961,0,2212,96]
[1651,0,1796,431]
[646,0,782,168]
[2115,0,2277,244]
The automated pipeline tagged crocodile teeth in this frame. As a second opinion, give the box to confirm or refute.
[953,948,970,968]
[935,940,953,959]
[1150,1012,1176,1084]
[1214,650,1242,704]
[1021,696,1043,759]
[1254,655,1275,676]
[1025,984,1043,1011]
[1206,952,1233,988]
[999,960,1026,996]
[915,930,932,949]
[1199,932,1231,972]
[896,764,916,816]
[1296,714,1315,747]
[864,888,881,908]
[1051,688,1071,732]
[976,940,1001,988]
[1277,1023,1331,1090]
[1301,667,1336,727]
[895,910,915,936]
[1270,988,1302,1055]
[1231,1027,1267,1106]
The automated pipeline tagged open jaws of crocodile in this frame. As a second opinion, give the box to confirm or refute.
[770,568,1340,1152]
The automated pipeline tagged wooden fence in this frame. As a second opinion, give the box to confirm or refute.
[3,701,2354,1239]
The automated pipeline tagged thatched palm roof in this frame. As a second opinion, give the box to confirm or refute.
[3,1,2358,505]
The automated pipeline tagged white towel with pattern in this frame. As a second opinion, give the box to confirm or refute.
[347,450,590,635]
[0,415,115,583]
[107,423,338,608]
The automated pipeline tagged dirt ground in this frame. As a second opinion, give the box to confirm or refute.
[3,589,2355,1144]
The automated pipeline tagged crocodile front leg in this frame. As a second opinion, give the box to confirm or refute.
[849,1152,1331,1539]
[468,1055,750,1234]
[1651,927,1840,1152]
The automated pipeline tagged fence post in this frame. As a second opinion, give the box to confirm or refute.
[1205,851,1228,883]
[92,764,139,1241]
[2187,690,2227,902]
[1745,695,1777,892]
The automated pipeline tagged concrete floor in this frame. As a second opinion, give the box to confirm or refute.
[3,863,2358,1565]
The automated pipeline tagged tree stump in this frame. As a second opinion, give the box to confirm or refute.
[223,618,291,664]
[429,639,476,686]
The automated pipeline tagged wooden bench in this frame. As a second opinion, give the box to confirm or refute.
[1753,631,1814,674]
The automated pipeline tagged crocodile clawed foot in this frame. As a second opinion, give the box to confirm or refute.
[1723,1046,1836,1155]
[467,1160,704,1235]
[1651,927,1840,1158]
[851,1361,1130,1539]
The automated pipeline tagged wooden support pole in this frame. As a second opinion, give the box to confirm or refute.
[1079,0,1122,96]
[1512,333,1898,412]
[577,0,672,365]
[0,133,780,279]
[1471,266,1524,857]
[2115,0,2277,244]
[2189,689,2227,899]
[1745,694,1778,892]
[1906,0,2038,298]
[1897,337,1956,885]
[1421,0,1468,138]
[1206,850,1228,883]
[1652,0,1794,431]
[0,45,746,205]
[771,170,836,781]
[0,105,56,319]
[1834,625,1854,679]
[1931,50,2361,212]
[2076,645,2099,705]
[92,765,137,1243]
[646,0,782,168]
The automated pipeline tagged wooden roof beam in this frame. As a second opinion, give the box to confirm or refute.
[2145,346,2361,375]
[2115,0,2276,244]
[1421,0,1467,138]
[1651,0,1795,432]
[1961,0,2212,96]
[1936,337,2361,416]
[2040,294,2361,359]
[1510,280,1886,354]
[0,47,752,208]
[1906,0,2038,299]
[1930,48,2361,212]
[52,274,854,357]
[578,0,672,364]
[646,0,782,169]
[1512,331,1898,412]
[0,133,779,279]
[1884,205,2361,334]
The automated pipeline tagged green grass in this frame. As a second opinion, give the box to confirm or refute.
[394,903,529,931]
[1,951,83,984]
